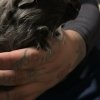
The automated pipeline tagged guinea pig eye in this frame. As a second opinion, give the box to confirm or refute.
[18,0,37,9]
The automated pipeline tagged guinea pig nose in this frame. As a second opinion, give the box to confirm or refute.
[36,26,50,37]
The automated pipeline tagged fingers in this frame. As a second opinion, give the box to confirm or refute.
[0,70,37,86]
[0,82,49,100]
[0,61,72,100]
[0,49,27,70]
[0,36,63,70]
[0,48,47,70]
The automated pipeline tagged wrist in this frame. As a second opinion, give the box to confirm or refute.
[63,29,86,67]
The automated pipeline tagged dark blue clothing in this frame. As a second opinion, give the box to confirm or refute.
[37,0,100,100]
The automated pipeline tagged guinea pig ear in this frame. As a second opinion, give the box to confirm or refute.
[18,0,35,8]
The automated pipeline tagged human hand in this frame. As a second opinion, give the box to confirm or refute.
[0,28,86,100]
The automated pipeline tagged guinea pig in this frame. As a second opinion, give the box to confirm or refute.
[0,0,80,52]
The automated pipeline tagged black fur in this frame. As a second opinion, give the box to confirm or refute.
[0,0,80,52]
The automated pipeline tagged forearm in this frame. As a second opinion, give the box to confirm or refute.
[62,0,100,54]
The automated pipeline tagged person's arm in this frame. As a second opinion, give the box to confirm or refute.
[62,0,100,54]
[0,0,99,100]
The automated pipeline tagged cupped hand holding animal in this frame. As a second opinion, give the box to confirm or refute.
[0,29,86,100]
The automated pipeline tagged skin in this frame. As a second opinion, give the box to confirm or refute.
[0,29,86,100]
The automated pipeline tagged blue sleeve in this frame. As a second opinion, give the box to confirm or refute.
[62,0,100,54]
